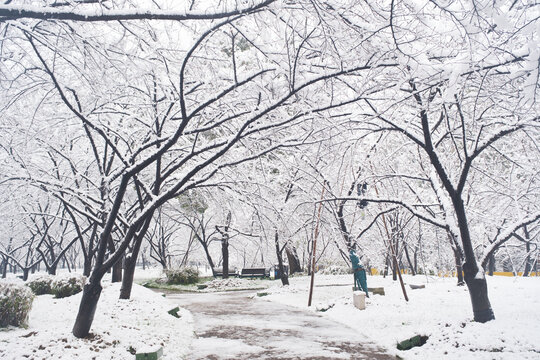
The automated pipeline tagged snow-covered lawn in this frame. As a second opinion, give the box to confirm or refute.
[0,280,193,360]
[2,270,538,359]
[262,274,540,359]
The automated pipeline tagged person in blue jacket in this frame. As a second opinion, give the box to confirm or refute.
[349,249,369,297]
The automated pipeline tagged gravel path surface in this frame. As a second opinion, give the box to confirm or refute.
[167,290,396,360]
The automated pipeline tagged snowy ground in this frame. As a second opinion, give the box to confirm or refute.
[2,269,538,359]
[0,278,193,360]
[261,274,540,359]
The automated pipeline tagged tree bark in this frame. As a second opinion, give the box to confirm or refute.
[22,268,29,281]
[48,262,58,276]
[523,226,532,277]
[83,255,92,277]
[201,241,216,276]
[403,244,416,276]
[275,231,289,285]
[1,257,7,278]
[72,282,103,338]
[120,215,152,299]
[285,245,302,274]
[453,197,495,322]
[222,237,229,279]
[487,253,496,276]
[120,254,136,300]
[111,256,123,283]
[453,247,465,286]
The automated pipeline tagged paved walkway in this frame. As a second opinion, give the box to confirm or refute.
[167,291,396,360]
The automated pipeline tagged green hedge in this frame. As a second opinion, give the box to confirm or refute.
[51,274,86,298]
[164,268,199,285]
[0,282,34,328]
[26,275,53,295]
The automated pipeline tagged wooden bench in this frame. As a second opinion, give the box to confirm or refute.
[240,268,267,278]
[213,268,237,277]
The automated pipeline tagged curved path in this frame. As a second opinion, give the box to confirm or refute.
[167,291,396,360]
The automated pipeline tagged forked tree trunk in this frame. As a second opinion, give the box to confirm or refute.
[72,282,103,338]
[48,262,58,276]
[120,217,152,299]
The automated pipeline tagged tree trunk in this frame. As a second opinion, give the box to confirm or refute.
[83,255,92,277]
[48,262,58,276]
[392,252,398,281]
[487,253,495,276]
[111,256,123,283]
[1,258,6,278]
[120,216,152,299]
[120,254,136,299]
[452,247,465,286]
[201,242,216,276]
[72,282,103,338]
[383,254,390,278]
[523,226,532,277]
[22,268,30,281]
[453,197,495,322]
[463,262,494,322]
[285,245,302,274]
[222,237,229,279]
[275,231,289,286]
[403,244,416,276]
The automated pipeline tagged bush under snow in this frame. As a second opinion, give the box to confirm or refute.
[26,274,54,295]
[51,274,86,298]
[0,281,34,328]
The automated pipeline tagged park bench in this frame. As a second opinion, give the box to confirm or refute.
[213,268,237,277]
[240,268,267,278]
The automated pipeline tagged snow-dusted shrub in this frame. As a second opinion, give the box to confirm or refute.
[0,282,34,328]
[26,274,53,295]
[164,268,199,285]
[319,265,353,275]
[51,274,86,298]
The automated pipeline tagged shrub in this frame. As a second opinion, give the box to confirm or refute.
[319,265,353,275]
[26,274,53,295]
[164,268,199,285]
[51,274,86,298]
[0,281,34,328]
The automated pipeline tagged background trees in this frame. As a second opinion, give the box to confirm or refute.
[0,0,538,336]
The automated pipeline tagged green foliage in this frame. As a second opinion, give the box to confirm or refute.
[26,275,53,295]
[51,274,86,298]
[0,282,34,328]
[176,191,208,214]
[164,268,199,285]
